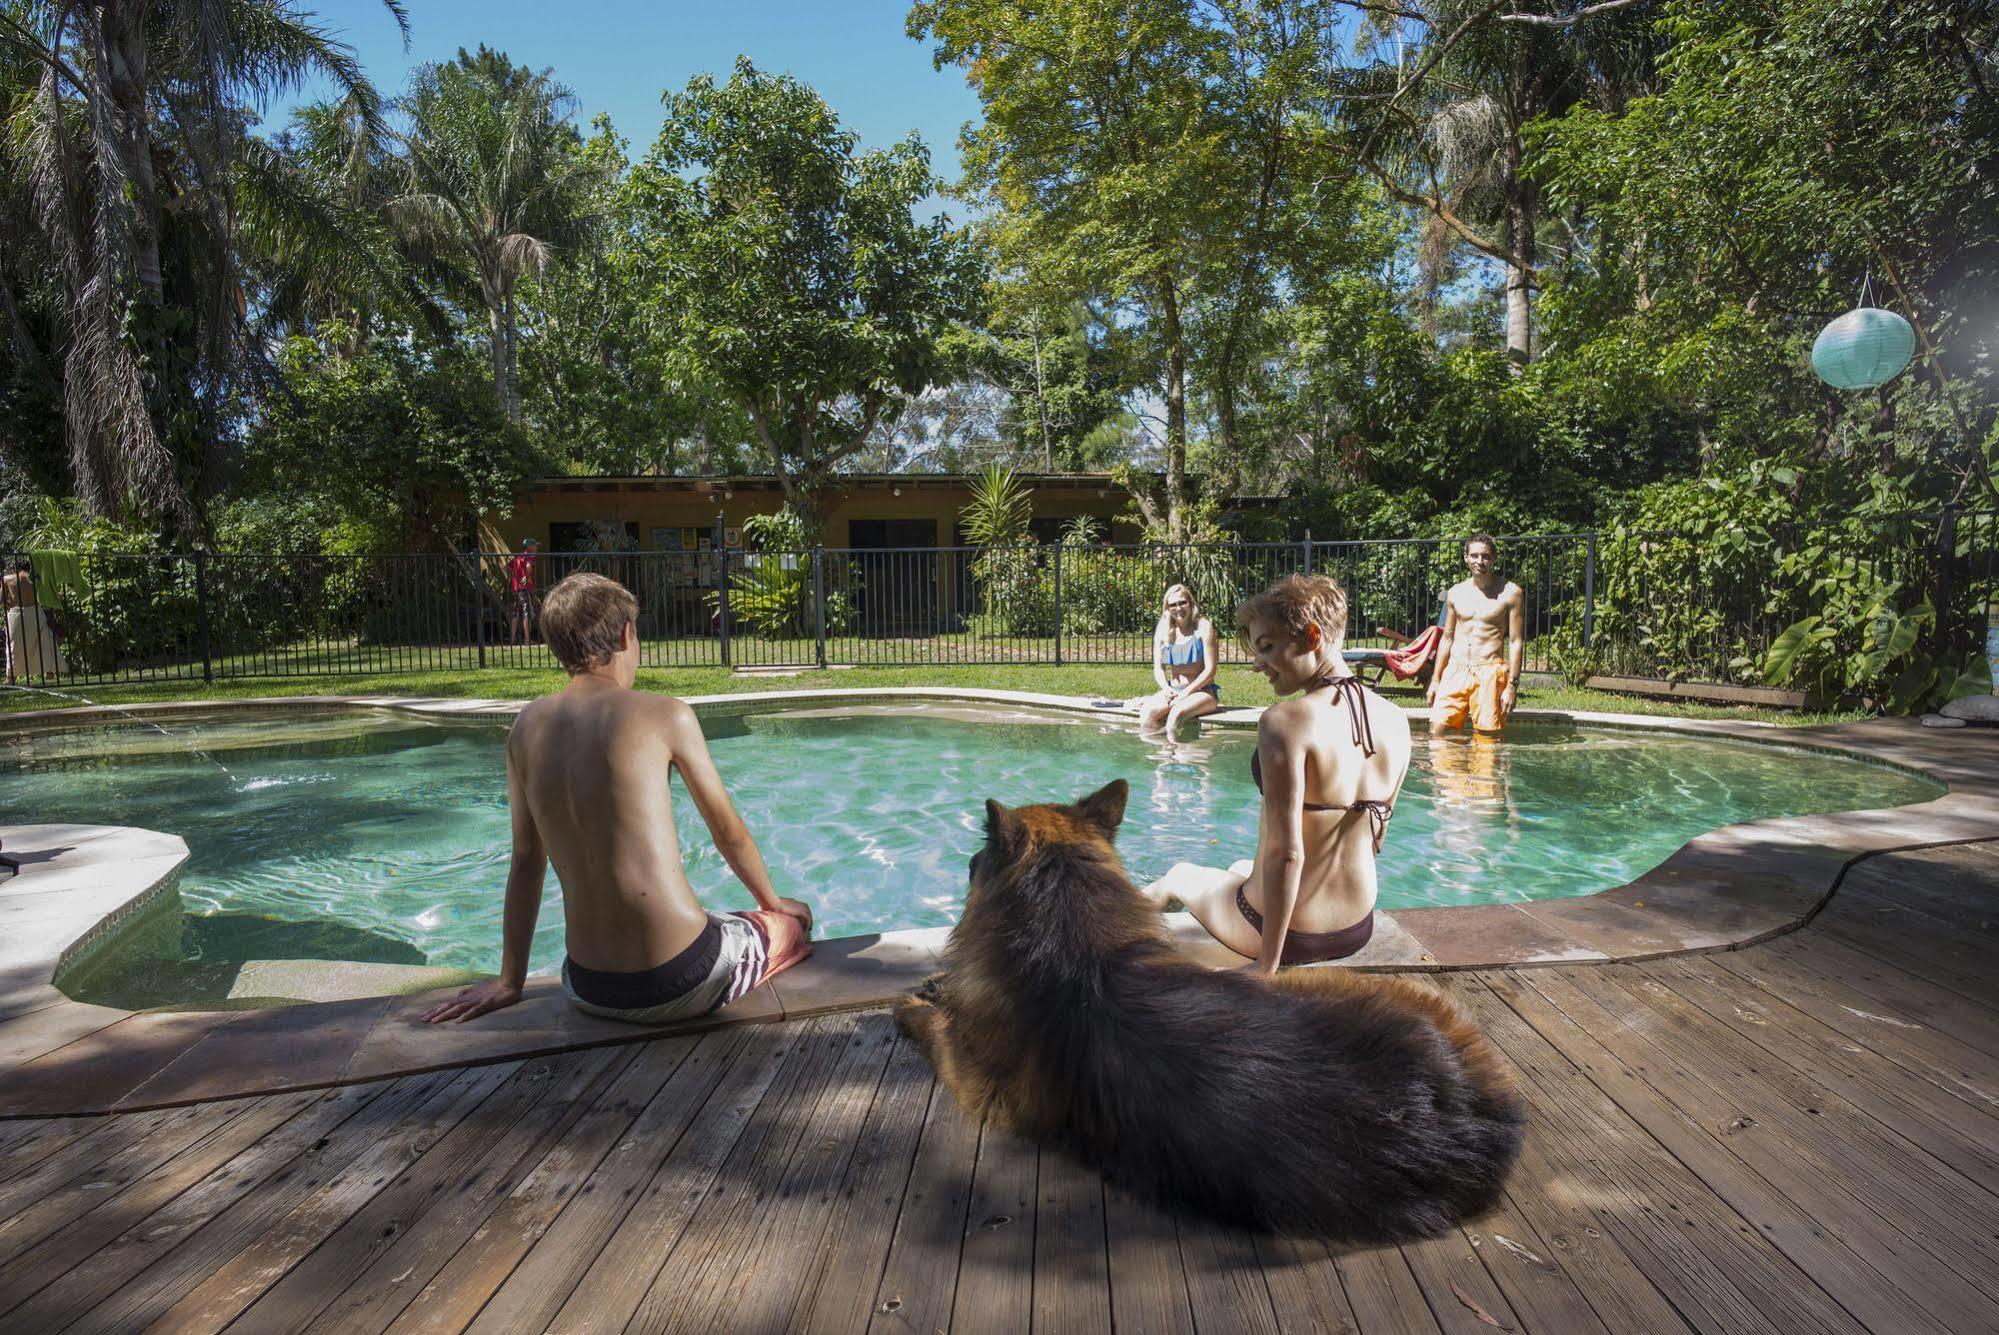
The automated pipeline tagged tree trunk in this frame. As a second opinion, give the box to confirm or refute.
[1030,308,1053,470]
[484,275,511,418]
[503,289,520,420]
[1158,271,1188,542]
[101,4,162,300]
[1214,104,1283,486]
[1215,383,1240,500]
[1503,144,1536,369]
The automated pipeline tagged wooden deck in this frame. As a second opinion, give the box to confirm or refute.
[2,841,1997,1334]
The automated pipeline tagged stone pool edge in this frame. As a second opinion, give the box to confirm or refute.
[1,690,1994,1116]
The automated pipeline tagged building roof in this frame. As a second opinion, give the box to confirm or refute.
[525,471,1149,492]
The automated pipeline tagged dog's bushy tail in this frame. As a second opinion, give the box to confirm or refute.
[1056,953,1525,1244]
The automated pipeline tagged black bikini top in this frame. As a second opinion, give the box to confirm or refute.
[1250,674,1394,853]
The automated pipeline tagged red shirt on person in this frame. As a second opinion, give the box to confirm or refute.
[507,552,538,595]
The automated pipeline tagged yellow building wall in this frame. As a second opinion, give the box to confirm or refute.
[488,482,1138,552]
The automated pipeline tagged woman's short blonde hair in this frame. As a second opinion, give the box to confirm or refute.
[1234,573,1348,651]
[541,572,638,674]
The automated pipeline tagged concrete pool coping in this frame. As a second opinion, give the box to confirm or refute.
[1,688,1995,1116]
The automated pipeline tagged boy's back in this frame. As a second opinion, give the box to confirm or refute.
[509,684,713,973]
[424,572,810,1026]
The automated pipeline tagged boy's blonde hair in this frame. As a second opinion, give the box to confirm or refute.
[1234,573,1348,652]
[541,572,638,674]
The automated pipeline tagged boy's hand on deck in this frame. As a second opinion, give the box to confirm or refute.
[421,978,524,1023]
[774,897,814,933]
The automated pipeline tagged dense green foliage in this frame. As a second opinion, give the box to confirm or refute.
[622,59,981,524]
[3,0,1995,709]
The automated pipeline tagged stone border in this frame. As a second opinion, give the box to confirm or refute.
[1,689,1994,1116]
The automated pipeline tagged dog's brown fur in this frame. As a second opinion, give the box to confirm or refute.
[897,780,1526,1243]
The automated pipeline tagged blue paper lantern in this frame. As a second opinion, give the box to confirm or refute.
[1811,306,1915,389]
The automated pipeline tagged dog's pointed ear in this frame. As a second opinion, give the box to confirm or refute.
[1075,779,1128,838]
[984,798,1024,855]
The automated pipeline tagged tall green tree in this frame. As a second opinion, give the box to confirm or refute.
[0,0,403,532]
[1533,0,1999,497]
[911,0,1225,538]
[511,115,752,475]
[969,301,1133,470]
[623,58,978,520]
[1335,0,1658,365]
[248,330,546,549]
[912,0,1373,533]
[392,46,590,420]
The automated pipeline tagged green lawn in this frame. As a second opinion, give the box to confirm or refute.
[0,663,1864,726]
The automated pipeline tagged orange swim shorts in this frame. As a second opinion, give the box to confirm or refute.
[1434,660,1510,732]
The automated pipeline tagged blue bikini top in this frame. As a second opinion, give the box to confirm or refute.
[1160,634,1205,667]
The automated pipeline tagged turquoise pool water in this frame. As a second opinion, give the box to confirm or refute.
[0,704,1942,976]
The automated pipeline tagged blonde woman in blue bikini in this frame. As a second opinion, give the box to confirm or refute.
[1136,583,1220,738]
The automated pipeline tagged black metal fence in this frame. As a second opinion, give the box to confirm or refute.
[5,510,1996,696]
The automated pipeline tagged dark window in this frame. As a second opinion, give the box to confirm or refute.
[548,521,639,553]
[848,519,938,549]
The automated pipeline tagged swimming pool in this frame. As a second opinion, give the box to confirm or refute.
[0,703,1942,980]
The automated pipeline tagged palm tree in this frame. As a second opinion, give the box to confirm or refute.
[247,91,445,353]
[0,0,405,532]
[1339,0,1658,365]
[390,47,589,420]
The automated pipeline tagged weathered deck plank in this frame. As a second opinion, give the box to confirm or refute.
[1710,945,1999,1113]
[682,1013,898,1334]
[551,1015,836,1335]
[378,1035,701,1335]
[1639,955,1999,1192]
[140,1060,525,1335]
[865,1074,981,1335]
[235,1045,625,1334]
[947,1117,1037,1333]
[1466,974,1875,1334]
[794,1032,946,1335]
[0,1089,316,1315]
[6,839,1999,1334]
[1568,966,1999,1318]
[2,1083,395,1335]
[56,1066,470,1335]
[463,1023,784,1335]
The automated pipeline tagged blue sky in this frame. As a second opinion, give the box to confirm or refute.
[267,1,984,188]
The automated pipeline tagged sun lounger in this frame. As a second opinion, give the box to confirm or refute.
[1347,624,1443,686]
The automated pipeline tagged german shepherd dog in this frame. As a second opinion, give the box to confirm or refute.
[895,780,1526,1244]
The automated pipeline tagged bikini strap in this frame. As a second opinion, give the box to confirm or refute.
[1351,798,1392,854]
[1313,674,1377,758]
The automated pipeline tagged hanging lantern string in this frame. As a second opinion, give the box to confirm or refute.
[1859,269,1876,310]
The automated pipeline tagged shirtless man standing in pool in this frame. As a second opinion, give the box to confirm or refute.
[1427,534,1524,734]
[423,572,813,1026]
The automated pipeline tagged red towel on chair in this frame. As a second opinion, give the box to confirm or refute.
[1382,624,1443,679]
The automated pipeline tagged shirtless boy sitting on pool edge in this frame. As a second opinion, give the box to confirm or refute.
[423,572,813,1026]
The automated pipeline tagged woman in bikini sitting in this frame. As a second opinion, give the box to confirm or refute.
[1147,573,1411,973]
[1135,583,1220,738]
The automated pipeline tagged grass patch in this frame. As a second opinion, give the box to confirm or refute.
[0,664,1865,726]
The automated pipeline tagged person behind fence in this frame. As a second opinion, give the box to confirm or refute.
[1427,534,1524,734]
[1135,583,1221,736]
[506,537,541,646]
[3,558,66,682]
[1143,574,1411,969]
[422,572,814,1027]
